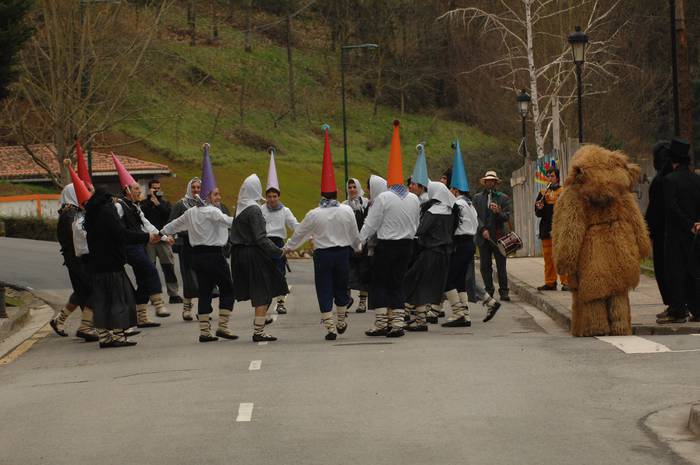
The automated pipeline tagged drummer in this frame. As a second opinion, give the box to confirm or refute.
[473,171,512,302]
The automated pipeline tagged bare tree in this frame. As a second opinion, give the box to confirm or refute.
[442,0,629,157]
[5,0,172,185]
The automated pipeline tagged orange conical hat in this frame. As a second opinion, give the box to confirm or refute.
[75,138,92,188]
[386,120,403,186]
[68,164,92,205]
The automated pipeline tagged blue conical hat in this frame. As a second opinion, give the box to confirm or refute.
[450,139,469,192]
[411,143,429,187]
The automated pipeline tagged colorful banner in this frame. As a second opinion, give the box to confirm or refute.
[535,154,559,185]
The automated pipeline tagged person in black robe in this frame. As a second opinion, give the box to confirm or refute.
[343,177,370,312]
[657,138,700,324]
[230,174,287,342]
[169,178,202,321]
[644,141,672,311]
[49,184,98,342]
[84,189,159,348]
[404,182,455,332]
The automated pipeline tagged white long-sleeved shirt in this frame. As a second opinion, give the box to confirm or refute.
[115,201,159,235]
[455,196,478,236]
[161,205,233,247]
[360,191,420,242]
[260,204,299,239]
[286,204,362,252]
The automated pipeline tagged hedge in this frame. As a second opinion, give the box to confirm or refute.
[0,217,57,242]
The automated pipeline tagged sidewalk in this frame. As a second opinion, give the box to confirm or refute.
[507,257,700,335]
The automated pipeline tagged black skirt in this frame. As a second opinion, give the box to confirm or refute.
[368,239,413,310]
[404,246,450,306]
[64,254,92,307]
[231,245,288,307]
[348,252,371,291]
[90,270,137,330]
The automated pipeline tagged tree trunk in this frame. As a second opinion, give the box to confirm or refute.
[552,95,561,157]
[210,0,218,40]
[228,0,235,21]
[286,14,296,121]
[524,0,545,158]
[675,0,693,154]
[244,0,252,53]
[189,0,196,46]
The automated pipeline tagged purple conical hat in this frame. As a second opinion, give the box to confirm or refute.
[201,143,217,199]
[266,147,280,192]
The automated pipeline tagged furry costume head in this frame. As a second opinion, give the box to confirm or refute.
[564,144,640,209]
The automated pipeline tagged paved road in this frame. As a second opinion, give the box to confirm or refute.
[1,237,699,465]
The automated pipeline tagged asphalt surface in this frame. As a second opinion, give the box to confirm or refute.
[1,237,699,465]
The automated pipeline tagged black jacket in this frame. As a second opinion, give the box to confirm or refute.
[472,189,511,246]
[57,205,80,257]
[141,195,172,230]
[85,190,149,273]
[534,185,562,240]
[663,169,700,245]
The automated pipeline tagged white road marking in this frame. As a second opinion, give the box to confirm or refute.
[236,403,254,422]
[596,336,671,354]
[249,360,262,371]
[257,342,268,346]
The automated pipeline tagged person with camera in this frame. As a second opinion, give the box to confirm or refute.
[141,179,182,304]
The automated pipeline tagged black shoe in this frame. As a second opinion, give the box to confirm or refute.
[386,328,405,338]
[137,321,161,328]
[182,311,194,321]
[689,315,700,323]
[337,323,348,334]
[405,324,428,332]
[49,319,67,337]
[560,286,570,292]
[537,284,557,291]
[325,332,337,341]
[99,340,137,348]
[437,310,446,318]
[500,295,511,302]
[441,317,471,328]
[199,334,219,342]
[76,330,99,342]
[276,302,287,314]
[426,315,439,324]
[656,315,688,324]
[656,309,669,319]
[365,328,390,337]
[124,329,141,338]
[252,333,277,342]
[169,295,183,304]
[483,302,502,322]
[265,317,274,325]
[216,330,239,340]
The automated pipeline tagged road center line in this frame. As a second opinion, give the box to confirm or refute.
[249,360,262,371]
[257,341,268,346]
[596,336,671,354]
[236,403,254,422]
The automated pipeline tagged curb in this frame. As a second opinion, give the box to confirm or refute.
[0,306,31,342]
[689,404,700,436]
[507,274,700,336]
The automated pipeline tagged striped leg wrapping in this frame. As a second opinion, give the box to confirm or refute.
[390,308,405,329]
[97,329,113,344]
[218,309,233,335]
[373,308,389,330]
[253,316,267,336]
[55,305,76,329]
[198,314,213,337]
[414,306,427,326]
[322,312,336,334]
[151,293,170,317]
[78,307,95,332]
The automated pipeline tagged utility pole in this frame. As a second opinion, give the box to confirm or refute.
[675,0,693,155]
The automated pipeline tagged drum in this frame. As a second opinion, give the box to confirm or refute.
[496,232,523,257]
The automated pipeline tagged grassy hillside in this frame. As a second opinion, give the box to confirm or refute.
[110,5,516,215]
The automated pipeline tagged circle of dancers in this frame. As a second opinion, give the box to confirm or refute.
[50,120,506,348]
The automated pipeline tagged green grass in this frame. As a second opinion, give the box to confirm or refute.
[114,5,516,213]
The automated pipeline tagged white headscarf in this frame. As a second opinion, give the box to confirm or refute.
[182,177,202,208]
[236,174,264,217]
[368,175,387,201]
[347,177,365,198]
[427,181,455,215]
[60,184,78,208]
[346,177,367,211]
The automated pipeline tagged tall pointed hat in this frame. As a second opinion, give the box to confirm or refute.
[386,120,403,186]
[320,124,336,194]
[75,138,92,188]
[411,142,429,187]
[201,143,217,199]
[65,160,92,205]
[111,152,136,188]
[266,147,280,192]
[450,139,469,192]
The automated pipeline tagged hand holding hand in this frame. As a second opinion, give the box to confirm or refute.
[693,223,700,234]
[482,229,490,241]
[148,233,160,245]
[165,236,175,246]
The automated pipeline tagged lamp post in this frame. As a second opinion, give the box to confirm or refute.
[340,43,378,189]
[568,26,588,144]
[516,89,531,158]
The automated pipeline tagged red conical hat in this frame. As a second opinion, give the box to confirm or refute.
[68,165,92,205]
[111,152,136,188]
[75,138,92,188]
[320,124,336,194]
[386,120,403,186]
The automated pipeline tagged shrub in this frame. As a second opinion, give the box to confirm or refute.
[0,217,57,242]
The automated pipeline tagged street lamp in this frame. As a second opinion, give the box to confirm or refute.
[568,26,588,143]
[516,89,531,158]
[340,43,378,190]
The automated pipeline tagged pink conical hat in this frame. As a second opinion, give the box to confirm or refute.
[111,152,136,188]
[266,148,280,192]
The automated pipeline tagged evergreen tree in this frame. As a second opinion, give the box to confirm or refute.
[0,0,33,101]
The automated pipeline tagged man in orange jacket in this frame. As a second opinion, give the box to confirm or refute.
[535,167,569,291]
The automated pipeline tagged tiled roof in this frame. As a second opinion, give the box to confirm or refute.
[0,144,171,181]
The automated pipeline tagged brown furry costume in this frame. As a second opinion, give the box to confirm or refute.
[552,145,651,336]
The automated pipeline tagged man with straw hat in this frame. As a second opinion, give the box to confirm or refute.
[473,170,512,305]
